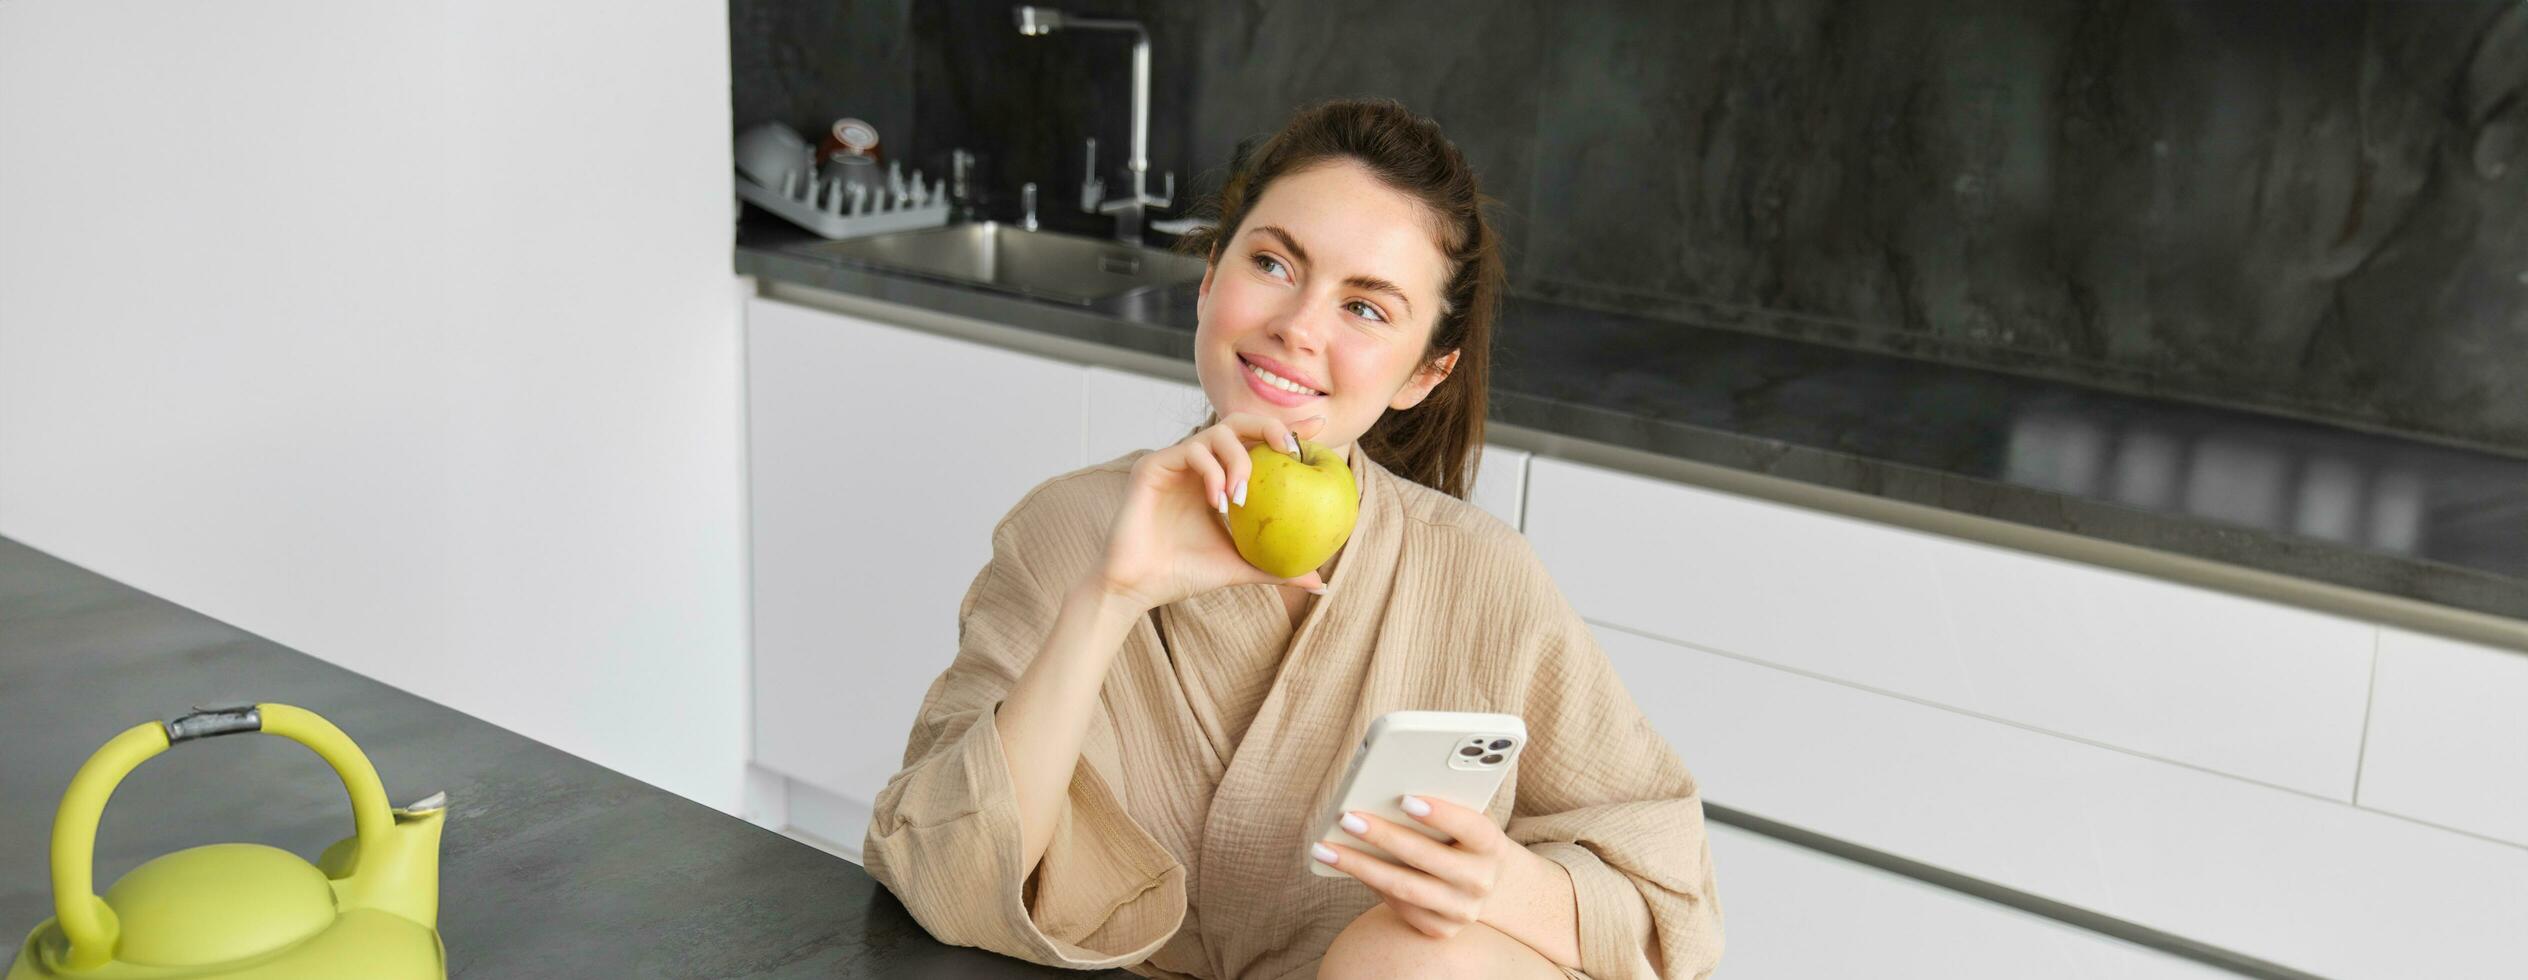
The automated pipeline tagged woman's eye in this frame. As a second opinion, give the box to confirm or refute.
[1345,300,1387,323]
[1250,254,1287,278]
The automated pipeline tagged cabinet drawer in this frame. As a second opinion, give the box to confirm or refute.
[1526,455,2373,799]
[1706,824,2232,979]
[1607,625,2528,979]
[2359,626,2528,847]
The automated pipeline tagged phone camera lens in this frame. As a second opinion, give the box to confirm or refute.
[1459,745,1483,757]
[1480,753,1504,765]
[1488,738,1512,751]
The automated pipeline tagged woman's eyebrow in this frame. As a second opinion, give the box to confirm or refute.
[1254,224,1313,266]
[1343,273,1414,319]
[1251,224,1417,319]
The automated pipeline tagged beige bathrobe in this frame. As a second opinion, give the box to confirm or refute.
[863,443,1724,980]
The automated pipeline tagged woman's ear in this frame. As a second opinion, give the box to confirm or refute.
[1196,259,1215,316]
[1390,348,1461,411]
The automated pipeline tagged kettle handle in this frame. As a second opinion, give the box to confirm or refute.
[47,703,398,971]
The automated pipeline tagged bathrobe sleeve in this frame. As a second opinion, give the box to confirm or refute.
[1502,547,1726,980]
[861,513,1187,969]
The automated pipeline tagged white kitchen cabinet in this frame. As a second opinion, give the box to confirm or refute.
[2357,626,2528,847]
[1704,824,2236,979]
[1465,441,1527,530]
[1080,366,1532,529]
[745,297,1087,846]
[1524,455,2375,800]
[1603,623,2528,979]
[1082,366,1212,465]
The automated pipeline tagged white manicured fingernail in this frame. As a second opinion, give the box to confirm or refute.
[1311,843,1339,864]
[1214,489,1227,513]
[1234,479,1247,507]
[1286,432,1299,453]
[1306,586,1328,597]
[1340,812,1369,835]
[1400,795,1431,817]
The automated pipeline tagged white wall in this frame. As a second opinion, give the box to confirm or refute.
[0,1,748,812]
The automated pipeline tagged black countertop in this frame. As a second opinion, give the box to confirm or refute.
[0,536,1125,979]
[736,212,2528,628]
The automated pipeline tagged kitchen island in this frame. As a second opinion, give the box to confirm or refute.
[0,535,1123,979]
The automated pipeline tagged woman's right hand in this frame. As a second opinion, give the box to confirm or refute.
[1094,412,1332,613]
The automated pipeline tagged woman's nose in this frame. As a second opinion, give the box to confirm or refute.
[1269,300,1333,353]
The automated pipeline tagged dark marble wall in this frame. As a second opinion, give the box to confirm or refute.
[732,0,2528,455]
[730,0,914,175]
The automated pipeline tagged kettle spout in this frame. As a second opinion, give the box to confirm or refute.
[318,791,447,929]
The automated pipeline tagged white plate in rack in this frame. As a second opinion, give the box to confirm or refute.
[734,169,950,240]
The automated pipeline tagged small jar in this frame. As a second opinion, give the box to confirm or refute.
[819,117,881,165]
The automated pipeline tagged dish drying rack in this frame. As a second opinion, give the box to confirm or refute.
[735,159,950,239]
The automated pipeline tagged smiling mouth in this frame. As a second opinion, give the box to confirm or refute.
[1241,355,1325,396]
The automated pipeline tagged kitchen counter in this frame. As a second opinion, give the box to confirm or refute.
[736,212,2528,636]
[0,535,1124,979]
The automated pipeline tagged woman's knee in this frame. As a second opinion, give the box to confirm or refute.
[1320,905,1444,979]
[1317,904,1562,980]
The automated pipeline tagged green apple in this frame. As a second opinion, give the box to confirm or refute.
[1227,439,1359,578]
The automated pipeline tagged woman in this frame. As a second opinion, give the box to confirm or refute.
[864,99,1724,979]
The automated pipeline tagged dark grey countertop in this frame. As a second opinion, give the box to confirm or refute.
[736,212,2528,626]
[0,536,1124,979]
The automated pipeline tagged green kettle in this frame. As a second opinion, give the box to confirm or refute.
[8,703,447,979]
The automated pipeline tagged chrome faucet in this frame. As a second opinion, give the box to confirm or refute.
[1013,6,1174,244]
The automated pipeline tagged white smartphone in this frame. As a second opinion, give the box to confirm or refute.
[1308,709,1528,877]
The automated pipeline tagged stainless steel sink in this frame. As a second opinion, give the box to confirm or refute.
[794,222,1207,305]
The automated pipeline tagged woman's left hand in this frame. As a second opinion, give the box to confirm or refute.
[1310,795,1539,939]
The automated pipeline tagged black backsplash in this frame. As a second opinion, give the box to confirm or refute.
[732,0,2528,456]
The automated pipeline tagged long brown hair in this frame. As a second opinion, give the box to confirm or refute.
[1179,98,1505,501]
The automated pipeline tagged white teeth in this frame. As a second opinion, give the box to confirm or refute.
[1246,359,1320,395]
